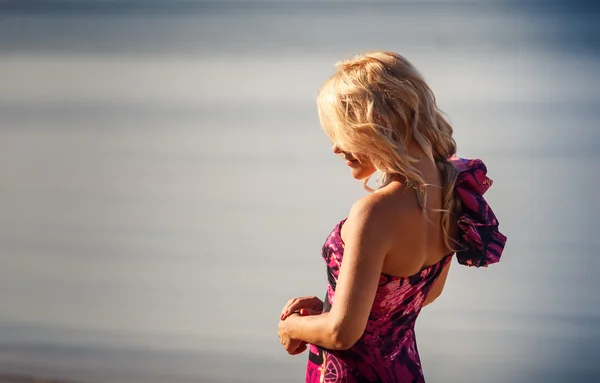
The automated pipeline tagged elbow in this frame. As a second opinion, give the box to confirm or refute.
[328,324,362,351]
[423,291,442,307]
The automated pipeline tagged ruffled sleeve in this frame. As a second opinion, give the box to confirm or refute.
[448,156,507,267]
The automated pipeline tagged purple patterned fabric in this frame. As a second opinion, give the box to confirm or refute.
[448,156,507,267]
[305,157,507,383]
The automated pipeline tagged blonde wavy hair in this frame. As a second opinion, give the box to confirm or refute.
[317,51,459,250]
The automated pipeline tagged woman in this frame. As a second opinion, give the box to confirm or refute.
[277,51,507,382]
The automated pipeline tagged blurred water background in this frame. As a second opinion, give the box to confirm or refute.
[0,0,598,382]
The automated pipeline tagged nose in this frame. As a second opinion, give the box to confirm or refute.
[332,144,342,154]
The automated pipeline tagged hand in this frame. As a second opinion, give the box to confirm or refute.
[278,314,307,355]
[280,296,323,320]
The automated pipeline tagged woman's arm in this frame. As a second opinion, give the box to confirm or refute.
[422,260,451,307]
[279,196,393,350]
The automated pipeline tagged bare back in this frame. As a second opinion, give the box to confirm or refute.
[341,162,458,278]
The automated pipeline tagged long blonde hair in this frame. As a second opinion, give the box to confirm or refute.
[317,51,459,250]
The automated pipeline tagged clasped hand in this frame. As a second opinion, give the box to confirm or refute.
[278,296,323,355]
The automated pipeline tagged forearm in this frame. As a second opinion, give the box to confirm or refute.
[422,291,439,307]
[285,312,347,350]
[423,261,451,307]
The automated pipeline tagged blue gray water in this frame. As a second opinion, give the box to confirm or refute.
[0,1,598,382]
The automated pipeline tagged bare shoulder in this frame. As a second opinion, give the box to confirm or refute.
[341,184,433,276]
[341,191,402,248]
[350,183,420,221]
[348,191,399,222]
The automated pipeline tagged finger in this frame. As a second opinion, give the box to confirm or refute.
[284,300,308,317]
[279,333,290,347]
[284,339,302,354]
[281,299,295,315]
[280,299,297,319]
[283,301,321,320]
[299,308,321,316]
[290,342,307,355]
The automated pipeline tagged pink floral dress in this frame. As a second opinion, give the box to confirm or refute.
[305,157,508,383]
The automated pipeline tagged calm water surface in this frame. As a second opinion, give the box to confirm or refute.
[0,1,598,382]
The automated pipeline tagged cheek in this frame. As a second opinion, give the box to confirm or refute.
[357,158,376,172]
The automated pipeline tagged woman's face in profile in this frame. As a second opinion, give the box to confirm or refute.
[332,144,377,181]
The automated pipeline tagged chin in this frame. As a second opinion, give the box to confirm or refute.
[351,167,376,180]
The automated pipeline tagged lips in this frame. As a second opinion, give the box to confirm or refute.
[340,151,358,166]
